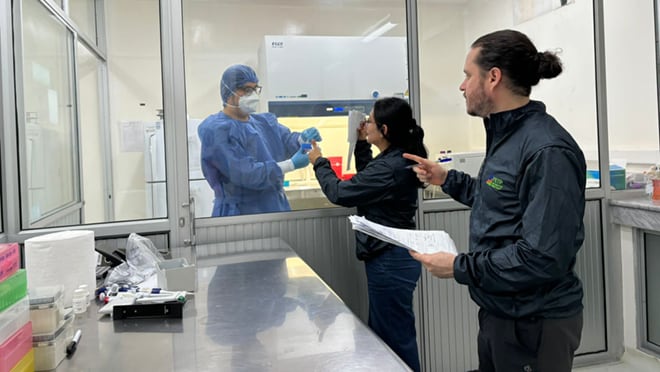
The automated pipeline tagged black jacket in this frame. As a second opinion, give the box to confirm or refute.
[444,101,586,319]
[313,140,420,260]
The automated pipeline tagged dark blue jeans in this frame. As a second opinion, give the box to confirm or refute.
[365,246,422,372]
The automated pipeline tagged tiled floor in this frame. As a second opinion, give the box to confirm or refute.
[573,350,660,371]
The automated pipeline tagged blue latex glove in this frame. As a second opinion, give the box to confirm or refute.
[291,147,310,169]
[300,127,322,143]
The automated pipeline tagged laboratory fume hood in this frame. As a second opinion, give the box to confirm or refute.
[257,35,409,205]
[258,35,408,117]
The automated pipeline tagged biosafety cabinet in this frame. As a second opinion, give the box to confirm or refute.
[257,35,410,205]
[258,35,408,104]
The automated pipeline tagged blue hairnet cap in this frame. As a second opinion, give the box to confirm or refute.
[220,64,259,103]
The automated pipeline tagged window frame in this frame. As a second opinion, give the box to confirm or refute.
[13,0,82,228]
[639,230,660,356]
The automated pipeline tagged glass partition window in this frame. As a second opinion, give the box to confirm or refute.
[18,0,79,225]
[69,0,98,44]
[183,1,408,218]
[15,0,165,226]
[417,0,600,198]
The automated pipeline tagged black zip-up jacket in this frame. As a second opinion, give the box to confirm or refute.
[443,101,586,319]
[313,140,420,260]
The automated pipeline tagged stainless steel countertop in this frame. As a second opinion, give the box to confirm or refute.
[58,243,410,371]
[609,194,660,231]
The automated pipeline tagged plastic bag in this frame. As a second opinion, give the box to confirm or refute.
[104,233,166,287]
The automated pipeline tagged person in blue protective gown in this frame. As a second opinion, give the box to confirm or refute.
[197,64,322,217]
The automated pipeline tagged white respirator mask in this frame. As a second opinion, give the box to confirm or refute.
[238,93,260,114]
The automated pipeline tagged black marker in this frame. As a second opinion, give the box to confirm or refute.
[66,329,82,358]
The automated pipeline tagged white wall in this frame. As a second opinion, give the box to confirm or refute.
[417,3,476,156]
[419,0,600,159]
[603,0,659,167]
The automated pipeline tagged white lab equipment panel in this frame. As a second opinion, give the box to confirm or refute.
[258,35,408,102]
[452,152,485,177]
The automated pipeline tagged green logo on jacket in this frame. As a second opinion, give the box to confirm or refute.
[486,176,504,190]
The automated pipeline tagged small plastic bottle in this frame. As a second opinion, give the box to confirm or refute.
[653,165,660,201]
[646,176,653,197]
[78,284,90,307]
[72,289,87,314]
[646,164,659,199]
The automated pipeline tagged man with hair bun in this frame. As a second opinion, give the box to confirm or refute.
[405,29,586,371]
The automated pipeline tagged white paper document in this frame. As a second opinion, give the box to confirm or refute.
[346,110,366,171]
[348,215,458,255]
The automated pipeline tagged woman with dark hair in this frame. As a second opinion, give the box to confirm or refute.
[308,96,427,371]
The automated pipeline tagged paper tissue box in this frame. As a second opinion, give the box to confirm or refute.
[156,258,196,292]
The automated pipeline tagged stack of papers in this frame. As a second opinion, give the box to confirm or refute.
[348,215,458,255]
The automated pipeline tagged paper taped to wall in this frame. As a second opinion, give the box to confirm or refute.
[348,215,458,255]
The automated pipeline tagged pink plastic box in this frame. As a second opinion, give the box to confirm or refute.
[0,243,19,283]
[0,321,32,372]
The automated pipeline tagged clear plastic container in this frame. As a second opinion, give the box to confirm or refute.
[0,297,29,347]
[32,315,73,371]
[9,349,33,372]
[28,286,64,335]
[0,322,32,372]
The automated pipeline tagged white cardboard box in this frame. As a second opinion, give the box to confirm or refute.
[156,258,196,292]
